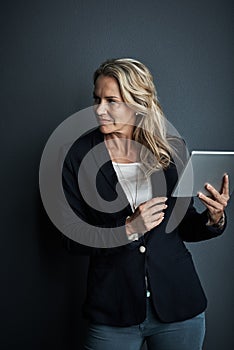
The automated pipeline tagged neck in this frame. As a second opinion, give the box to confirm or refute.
[104,133,140,163]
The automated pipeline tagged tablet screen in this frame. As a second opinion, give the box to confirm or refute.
[172,151,234,197]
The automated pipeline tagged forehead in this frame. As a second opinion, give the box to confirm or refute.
[94,75,121,96]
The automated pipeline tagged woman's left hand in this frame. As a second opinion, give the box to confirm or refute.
[197,174,230,225]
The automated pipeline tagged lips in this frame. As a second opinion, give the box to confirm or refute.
[97,117,112,125]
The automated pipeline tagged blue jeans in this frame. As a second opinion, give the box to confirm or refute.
[84,297,205,350]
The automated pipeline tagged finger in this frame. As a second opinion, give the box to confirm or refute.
[139,197,167,210]
[152,217,164,228]
[153,213,165,225]
[141,210,163,226]
[143,209,166,231]
[221,174,229,196]
[139,204,167,224]
[153,204,168,214]
[147,213,165,229]
[148,196,168,207]
[205,183,221,199]
[198,192,224,211]
[148,203,167,215]
[200,201,222,214]
[149,211,165,223]
[204,184,228,206]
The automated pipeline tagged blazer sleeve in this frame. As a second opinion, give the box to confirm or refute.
[61,146,131,253]
[168,137,227,242]
[178,197,227,242]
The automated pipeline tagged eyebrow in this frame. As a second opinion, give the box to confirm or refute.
[93,92,121,99]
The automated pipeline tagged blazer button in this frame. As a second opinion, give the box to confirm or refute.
[139,245,146,253]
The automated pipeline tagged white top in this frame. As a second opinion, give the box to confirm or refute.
[112,162,152,211]
[113,162,152,295]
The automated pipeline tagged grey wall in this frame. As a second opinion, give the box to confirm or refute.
[1,0,233,349]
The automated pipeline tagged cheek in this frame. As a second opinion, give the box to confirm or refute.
[123,111,136,125]
[114,109,135,123]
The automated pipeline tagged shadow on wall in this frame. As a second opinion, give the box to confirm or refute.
[37,192,89,349]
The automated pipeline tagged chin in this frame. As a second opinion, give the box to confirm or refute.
[99,125,115,134]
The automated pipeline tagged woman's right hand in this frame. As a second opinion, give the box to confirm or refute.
[125,197,168,236]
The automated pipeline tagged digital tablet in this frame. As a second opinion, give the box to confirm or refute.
[172,151,234,197]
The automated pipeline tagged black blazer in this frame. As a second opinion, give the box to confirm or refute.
[62,127,226,326]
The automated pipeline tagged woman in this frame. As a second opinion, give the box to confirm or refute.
[62,58,229,350]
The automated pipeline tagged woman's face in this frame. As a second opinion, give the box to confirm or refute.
[93,75,136,137]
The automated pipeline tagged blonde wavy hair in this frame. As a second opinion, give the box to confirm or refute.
[93,58,174,173]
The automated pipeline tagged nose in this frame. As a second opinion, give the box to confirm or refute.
[95,101,107,116]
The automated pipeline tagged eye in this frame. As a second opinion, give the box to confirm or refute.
[107,98,116,104]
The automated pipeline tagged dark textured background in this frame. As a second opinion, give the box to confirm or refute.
[1,1,233,349]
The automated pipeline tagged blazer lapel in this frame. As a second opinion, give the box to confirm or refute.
[151,164,177,198]
[90,128,132,214]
